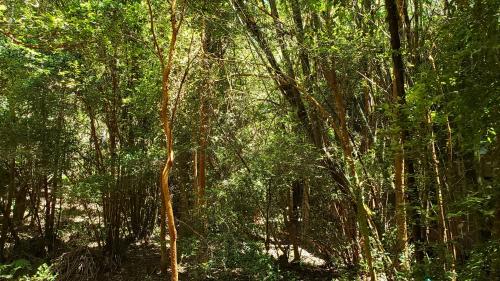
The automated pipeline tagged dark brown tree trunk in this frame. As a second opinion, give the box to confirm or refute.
[12,184,28,225]
[268,0,294,77]
[385,0,409,271]
[290,180,303,262]
[289,0,310,82]
[102,55,123,259]
[0,158,17,261]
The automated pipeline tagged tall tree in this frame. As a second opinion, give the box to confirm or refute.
[384,0,409,271]
[147,0,185,279]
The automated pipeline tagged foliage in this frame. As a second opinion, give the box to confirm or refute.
[19,264,57,281]
[0,260,56,281]
[0,0,498,280]
[0,259,31,279]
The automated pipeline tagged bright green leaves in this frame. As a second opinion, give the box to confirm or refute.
[0,4,6,22]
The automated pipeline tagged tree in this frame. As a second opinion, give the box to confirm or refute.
[146,0,186,279]
[384,0,410,271]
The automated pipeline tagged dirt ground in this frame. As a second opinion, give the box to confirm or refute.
[99,242,336,281]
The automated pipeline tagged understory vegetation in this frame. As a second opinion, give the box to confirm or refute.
[0,0,499,280]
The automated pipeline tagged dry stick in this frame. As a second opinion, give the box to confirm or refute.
[428,53,457,278]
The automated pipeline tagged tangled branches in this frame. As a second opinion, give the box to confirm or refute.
[52,247,117,281]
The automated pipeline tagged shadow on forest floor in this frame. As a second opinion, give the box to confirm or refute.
[98,242,336,281]
[101,243,165,281]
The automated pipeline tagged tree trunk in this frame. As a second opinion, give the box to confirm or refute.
[428,54,457,278]
[0,158,16,261]
[232,0,349,195]
[321,56,376,280]
[265,180,271,253]
[148,0,184,279]
[196,89,207,209]
[103,57,123,259]
[384,0,409,271]
[407,159,425,267]
[159,182,169,274]
[290,180,303,262]
[426,112,456,278]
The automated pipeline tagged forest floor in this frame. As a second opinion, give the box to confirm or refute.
[3,202,337,280]
[75,238,336,281]
[103,242,166,281]
[100,241,336,281]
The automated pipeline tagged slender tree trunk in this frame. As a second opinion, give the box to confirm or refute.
[147,0,184,279]
[12,184,28,225]
[301,180,310,238]
[289,0,311,83]
[159,182,169,274]
[0,158,16,261]
[197,20,221,209]
[192,150,198,207]
[428,55,457,278]
[43,175,56,252]
[265,180,271,253]
[103,59,122,258]
[426,112,456,278]
[197,92,207,208]
[385,0,409,271]
[159,115,177,280]
[268,0,294,78]
[361,75,374,153]
[290,180,303,262]
[407,159,425,267]
[322,57,376,280]
[492,136,500,278]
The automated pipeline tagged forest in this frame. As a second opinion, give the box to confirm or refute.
[0,0,498,280]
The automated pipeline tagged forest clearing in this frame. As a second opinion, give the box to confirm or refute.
[0,0,499,280]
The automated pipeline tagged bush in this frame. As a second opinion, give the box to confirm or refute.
[0,260,56,281]
[20,264,57,281]
[0,259,31,280]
